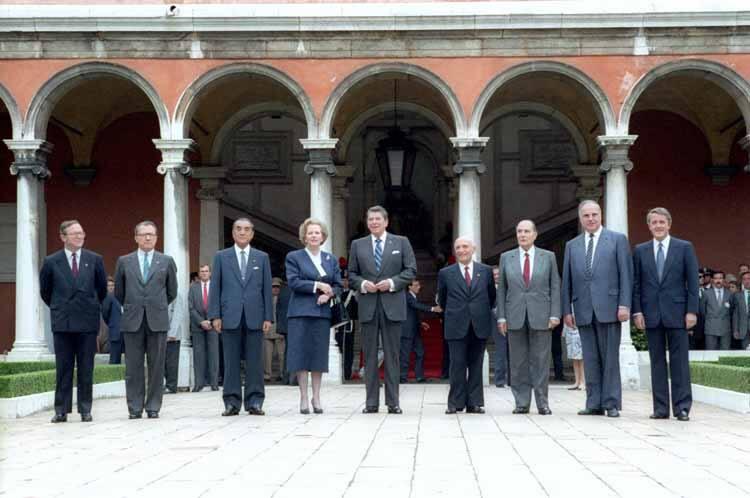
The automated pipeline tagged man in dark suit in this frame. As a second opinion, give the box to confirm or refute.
[208,217,273,416]
[348,205,417,414]
[700,270,733,350]
[189,263,219,392]
[400,279,441,383]
[101,276,123,365]
[437,237,496,414]
[40,220,107,423]
[334,273,357,381]
[562,200,633,418]
[632,207,699,422]
[114,220,178,419]
[734,271,750,350]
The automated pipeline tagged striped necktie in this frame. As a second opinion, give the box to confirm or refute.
[374,239,382,272]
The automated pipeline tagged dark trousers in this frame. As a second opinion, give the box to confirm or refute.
[164,340,180,391]
[192,329,219,388]
[647,325,692,416]
[109,339,123,365]
[222,315,265,411]
[579,318,622,410]
[335,327,355,380]
[400,332,425,381]
[218,333,225,385]
[491,327,508,386]
[53,332,97,415]
[361,304,401,408]
[508,322,552,411]
[123,323,167,414]
[705,334,731,350]
[551,324,564,380]
[441,336,450,378]
[447,325,486,410]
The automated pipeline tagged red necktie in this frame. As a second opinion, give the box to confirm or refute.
[71,252,79,278]
[202,283,208,311]
[464,266,472,287]
[523,252,530,287]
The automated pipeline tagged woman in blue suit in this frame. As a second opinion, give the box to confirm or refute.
[286,218,342,414]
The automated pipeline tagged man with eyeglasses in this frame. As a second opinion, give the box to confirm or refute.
[40,220,108,423]
[114,220,177,419]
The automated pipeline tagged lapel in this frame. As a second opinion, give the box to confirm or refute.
[454,263,471,296]
[378,235,396,277]
[471,264,484,296]
[129,252,146,285]
[659,239,677,284]
[225,248,245,286]
[302,249,325,279]
[144,252,162,285]
[55,250,75,283]
[591,230,609,275]
[530,248,542,287]
[508,250,524,288]
[643,243,659,284]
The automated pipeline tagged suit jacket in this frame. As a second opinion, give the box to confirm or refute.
[632,237,699,329]
[207,246,273,330]
[101,293,122,342]
[39,249,108,333]
[285,249,343,319]
[496,247,561,331]
[114,250,178,332]
[188,281,210,334]
[733,288,750,340]
[402,292,433,339]
[276,286,291,334]
[562,228,633,327]
[348,233,417,323]
[437,262,497,340]
[700,287,733,337]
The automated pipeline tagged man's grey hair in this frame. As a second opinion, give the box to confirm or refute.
[577,199,601,215]
[454,235,475,247]
[134,220,157,236]
[516,219,537,233]
[233,217,254,230]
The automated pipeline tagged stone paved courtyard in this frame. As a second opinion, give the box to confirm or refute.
[1,384,750,498]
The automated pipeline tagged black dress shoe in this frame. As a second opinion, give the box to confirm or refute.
[676,410,690,422]
[495,384,506,388]
[192,386,204,393]
[649,413,668,419]
[222,407,240,416]
[467,406,485,414]
[51,414,67,423]
[211,386,219,391]
[387,406,403,414]
[128,412,142,420]
[399,379,409,384]
[313,406,323,414]
[247,407,265,416]
[81,413,93,422]
[606,408,620,418]
[445,407,457,414]
[538,407,552,416]
[417,378,426,383]
[300,408,310,415]
[147,411,159,419]
[578,408,605,416]
[512,407,530,414]
[362,406,378,414]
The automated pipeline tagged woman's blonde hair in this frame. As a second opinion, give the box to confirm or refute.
[298,218,329,245]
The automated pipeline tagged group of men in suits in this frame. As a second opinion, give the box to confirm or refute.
[697,269,750,351]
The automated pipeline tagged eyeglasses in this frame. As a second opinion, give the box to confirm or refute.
[65,231,85,237]
[136,233,157,238]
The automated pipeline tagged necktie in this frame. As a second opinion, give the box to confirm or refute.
[746,290,750,315]
[523,252,530,287]
[374,239,382,272]
[240,250,247,280]
[585,233,594,278]
[716,289,722,303]
[202,283,208,312]
[71,252,79,278]
[142,254,150,280]
[656,242,665,282]
[464,266,472,287]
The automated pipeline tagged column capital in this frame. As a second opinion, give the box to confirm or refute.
[196,185,224,201]
[597,135,638,173]
[153,139,196,176]
[451,137,489,175]
[570,163,603,202]
[3,139,54,178]
[303,146,337,176]
[739,134,750,173]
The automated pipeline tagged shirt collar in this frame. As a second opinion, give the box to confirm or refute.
[304,247,322,262]
[460,260,474,274]
[371,232,388,244]
[519,245,535,257]
[585,226,603,239]
[234,244,250,255]
[653,235,671,250]
[64,248,77,259]
[137,249,153,259]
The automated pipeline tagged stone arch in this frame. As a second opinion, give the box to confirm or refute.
[470,61,617,137]
[0,82,22,139]
[173,63,317,141]
[319,62,467,140]
[480,102,590,163]
[24,62,170,140]
[618,59,750,136]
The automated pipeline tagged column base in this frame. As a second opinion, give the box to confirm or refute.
[6,343,50,362]
[177,346,193,389]
[324,328,343,385]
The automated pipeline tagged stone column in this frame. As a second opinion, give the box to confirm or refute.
[4,140,53,361]
[154,139,196,389]
[196,178,225,266]
[597,135,640,390]
[331,175,350,261]
[739,135,750,173]
[451,138,489,259]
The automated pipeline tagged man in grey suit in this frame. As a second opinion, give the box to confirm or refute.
[562,200,633,418]
[734,271,750,350]
[701,270,733,350]
[496,220,561,415]
[189,263,219,392]
[348,205,417,414]
[208,218,273,416]
[114,220,178,419]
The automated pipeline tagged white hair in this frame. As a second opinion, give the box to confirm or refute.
[454,236,475,247]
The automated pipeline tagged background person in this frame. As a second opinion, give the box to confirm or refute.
[188,263,219,392]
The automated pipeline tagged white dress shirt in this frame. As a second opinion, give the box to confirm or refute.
[234,244,250,270]
[519,245,535,277]
[305,248,327,293]
[460,260,475,281]
[584,226,603,261]
[361,232,394,293]
[653,235,670,261]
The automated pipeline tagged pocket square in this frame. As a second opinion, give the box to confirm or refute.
[253,266,260,270]
[392,250,400,254]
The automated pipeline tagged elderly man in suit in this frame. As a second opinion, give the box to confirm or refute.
[189,263,219,392]
[496,220,561,415]
[632,207,699,422]
[114,220,177,419]
[437,237,496,414]
[562,200,633,418]
[348,205,417,414]
[701,270,733,350]
[40,220,107,423]
[734,271,750,350]
[400,279,441,383]
[208,217,273,416]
